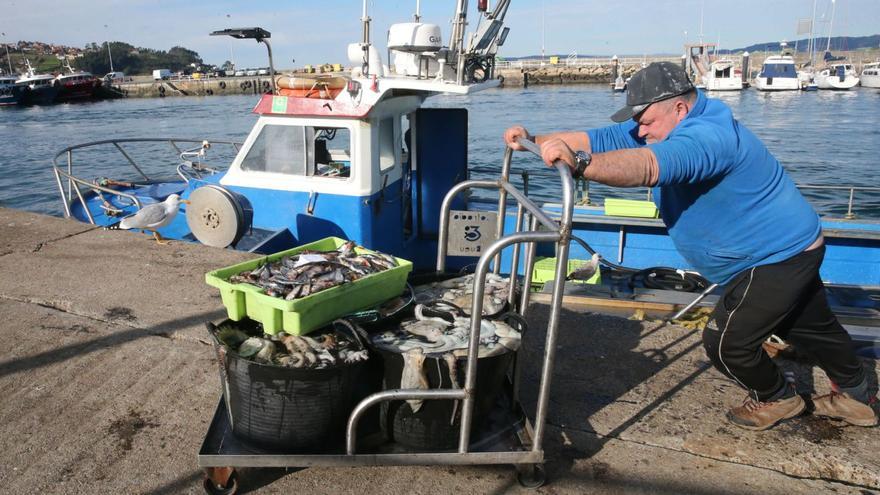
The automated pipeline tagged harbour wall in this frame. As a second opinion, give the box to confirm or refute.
[496,64,641,87]
[108,76,276,98]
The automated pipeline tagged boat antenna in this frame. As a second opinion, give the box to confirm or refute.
[414,0,421,22]
[210,27,276,94]
[361,0,372,75]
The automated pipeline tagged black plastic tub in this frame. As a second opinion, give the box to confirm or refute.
[377,348,514,451]
[206,320,381,453]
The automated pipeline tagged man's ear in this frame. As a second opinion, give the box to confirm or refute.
[675,100,689,121]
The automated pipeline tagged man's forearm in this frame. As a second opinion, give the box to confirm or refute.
[583,148,660,187]
[535,131,591,152]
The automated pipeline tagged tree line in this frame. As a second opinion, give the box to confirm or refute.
[78,42,204,75]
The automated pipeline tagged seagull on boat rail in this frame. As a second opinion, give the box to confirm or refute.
[111,193,190,245]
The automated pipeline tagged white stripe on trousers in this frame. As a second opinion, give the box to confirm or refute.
[718,267,758,399]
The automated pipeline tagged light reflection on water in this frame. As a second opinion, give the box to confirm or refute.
[0,85,877,218]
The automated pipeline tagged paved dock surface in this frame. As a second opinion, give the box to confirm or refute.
[0,207,878,494]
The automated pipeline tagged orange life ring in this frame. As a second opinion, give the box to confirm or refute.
[275,75,346,99]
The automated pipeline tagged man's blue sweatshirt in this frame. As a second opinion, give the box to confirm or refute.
[587,90,821,285]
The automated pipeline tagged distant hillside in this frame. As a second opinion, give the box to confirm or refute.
[726,34,880,54]
[0,40,205,76]
[502,35,879,59]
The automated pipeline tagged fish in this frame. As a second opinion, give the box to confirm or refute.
[400,349,429,412]
[228,242,398,301]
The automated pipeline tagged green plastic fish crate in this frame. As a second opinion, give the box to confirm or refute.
[532,257,601,286]
[205,237,413,336]
[604,198,659,218]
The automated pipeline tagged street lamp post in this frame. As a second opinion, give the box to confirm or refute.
[1,32,12,75]
[104,25,114,73]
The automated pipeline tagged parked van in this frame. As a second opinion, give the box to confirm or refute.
[104,71,125,83]
[152,69,172,81]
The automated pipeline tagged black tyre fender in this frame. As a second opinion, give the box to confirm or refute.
[206,88,213,96]
[239,81,247,90]
[158,85,165,94]
[219,81,226,89]
[262,80,270,89]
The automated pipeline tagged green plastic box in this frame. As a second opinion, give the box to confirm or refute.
[604,198,659,218]
[532,257,601,286]
[205,237,413,336]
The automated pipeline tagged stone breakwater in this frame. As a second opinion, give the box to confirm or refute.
[496,64,642,87]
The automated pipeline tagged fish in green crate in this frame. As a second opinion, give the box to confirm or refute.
[227,240,399,301]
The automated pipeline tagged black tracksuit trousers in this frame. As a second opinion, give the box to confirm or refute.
[702,245,865,402]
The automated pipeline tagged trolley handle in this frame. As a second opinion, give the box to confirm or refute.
[514,137,577,183]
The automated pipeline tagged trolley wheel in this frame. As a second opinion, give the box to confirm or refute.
[203,467,238,495]
[516,464,546,489]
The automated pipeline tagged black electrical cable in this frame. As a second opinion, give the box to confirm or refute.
[629,267,710,292]
[570,235,710,293]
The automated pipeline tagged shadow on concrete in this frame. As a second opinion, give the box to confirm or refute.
[0,308,227,379]
[143,470,204,495]
[520,305,711,483]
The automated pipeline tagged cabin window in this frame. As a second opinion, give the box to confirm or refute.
[240,124,351,178]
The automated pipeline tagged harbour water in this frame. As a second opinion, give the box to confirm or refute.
[1,85,878,218]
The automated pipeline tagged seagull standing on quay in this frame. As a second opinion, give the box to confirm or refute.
[114,193,190,245]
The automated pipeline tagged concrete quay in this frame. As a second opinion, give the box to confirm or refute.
[109,76,276,98]
[0,206,878,494]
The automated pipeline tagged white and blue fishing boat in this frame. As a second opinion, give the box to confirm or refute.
[0,75,24,106]
[51,2,878,338]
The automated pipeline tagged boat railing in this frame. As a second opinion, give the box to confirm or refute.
[51,137,242,221]
[470,166,879,220]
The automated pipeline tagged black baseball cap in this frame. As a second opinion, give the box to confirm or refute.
[611,61,695,123]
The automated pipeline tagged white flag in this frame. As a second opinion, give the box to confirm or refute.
[797,18,812,35]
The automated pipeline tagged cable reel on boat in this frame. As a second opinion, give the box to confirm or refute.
[185,185,248,248]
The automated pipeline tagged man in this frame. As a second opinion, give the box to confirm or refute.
[504,61,877,431]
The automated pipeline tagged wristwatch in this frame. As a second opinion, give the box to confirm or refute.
[573,151,592,178]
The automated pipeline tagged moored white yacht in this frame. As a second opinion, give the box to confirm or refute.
[754,54,800,91]
[859,62,880,88]
[702,59,743,91]
[815,62,860,90]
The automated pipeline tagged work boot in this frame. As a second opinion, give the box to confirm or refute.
[811,392,878,427]
[726,394,806,431]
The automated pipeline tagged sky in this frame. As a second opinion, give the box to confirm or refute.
[2,0,878,69]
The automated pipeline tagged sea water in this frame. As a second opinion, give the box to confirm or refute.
[1,85,877,218]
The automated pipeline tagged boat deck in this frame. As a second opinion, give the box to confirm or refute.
[0,207,878,494]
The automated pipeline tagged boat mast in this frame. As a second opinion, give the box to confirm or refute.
[449,0,469,83]
[825,0,836,54]
[809,0,818,66]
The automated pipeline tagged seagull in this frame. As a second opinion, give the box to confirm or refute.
[567,253,600,282]
[115,193,190,245]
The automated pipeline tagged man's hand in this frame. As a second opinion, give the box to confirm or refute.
[540,138,576,174]
[504,125,533,151]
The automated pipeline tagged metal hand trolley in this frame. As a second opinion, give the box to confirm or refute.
[198,141,575,493]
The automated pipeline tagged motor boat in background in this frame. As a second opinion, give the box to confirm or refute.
[815,62,860,90]
[754,52,800,91]
[54,59,100,101]
[0,75,24,106]
[703,59,743,91]
[16,60,58,104]
[860,62,880,88]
